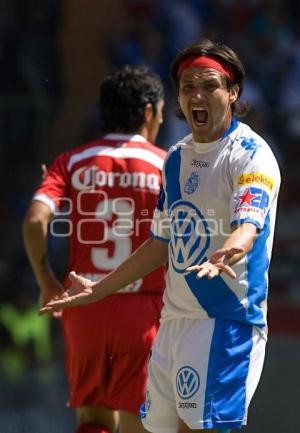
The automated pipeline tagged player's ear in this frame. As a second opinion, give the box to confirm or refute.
[229,84,239,104]
[144,103,154,123]
[178,95,183,110]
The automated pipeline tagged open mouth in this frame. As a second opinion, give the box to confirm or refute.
[192,108,208,125]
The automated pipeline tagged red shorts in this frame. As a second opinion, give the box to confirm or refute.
[61,292,163,414]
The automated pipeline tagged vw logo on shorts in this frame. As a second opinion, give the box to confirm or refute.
[176,366,200,399]
[169,200,210,273]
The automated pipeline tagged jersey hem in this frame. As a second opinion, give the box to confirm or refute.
[141,422,177,433]
[230,218,262,230]
[187,418,246,429]
[33,193,56,213]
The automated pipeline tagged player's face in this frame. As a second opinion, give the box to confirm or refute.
[148,99,164,144]
[178,68,238,143]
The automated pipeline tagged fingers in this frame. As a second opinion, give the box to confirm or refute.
[53,311,62,319]
[39,297,71,315]
[39,290,72,315]
[186,264,220,279]
[69,271,78,282]
[217,263,237,279]
[68,271,88,287]
[186,246,243,280]
[197,266,220,279]
[186,265,201,272]
[187,263,237,280]
[38,289,91,315]
[38,271,92,317]
[210,247,244,263]
[206,267,220,279]
[186,256,239,279]
[39,303,61,315]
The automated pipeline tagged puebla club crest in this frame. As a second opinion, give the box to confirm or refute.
[184,171,199,194]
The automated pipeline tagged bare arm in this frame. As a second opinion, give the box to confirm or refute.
[40,238,169,313]
[93,237,168,295]
[187,223,257,279]
[23,201,64,309]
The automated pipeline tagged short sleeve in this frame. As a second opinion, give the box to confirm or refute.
[33,153,70,214]
[229,142,281,230]
[150,174,171,243]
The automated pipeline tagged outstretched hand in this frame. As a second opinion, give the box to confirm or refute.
[186,246,244,279]
[39,279,65,319]
[39,272,95,315]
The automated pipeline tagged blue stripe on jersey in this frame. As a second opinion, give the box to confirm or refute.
[203,319,253,429]
[222,117,239,138]
[244,213,270,326]
[185,214,270,327]
[156,184,166,211]
[185,269,245,320]
[230,218,262,231]
[165,147,182,208]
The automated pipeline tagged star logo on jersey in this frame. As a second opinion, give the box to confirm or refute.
[169,200,210,273]
[238,189,257,206]
[176,366,200,399]
[235,187,270,213]
[184,172,199,194]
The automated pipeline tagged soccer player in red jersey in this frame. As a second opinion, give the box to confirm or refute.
[23,66,166,433]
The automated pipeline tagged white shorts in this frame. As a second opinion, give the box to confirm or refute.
[141,317,266,433]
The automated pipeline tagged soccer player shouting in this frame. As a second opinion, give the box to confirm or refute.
[40,40,281,433]
[23,66,166,433]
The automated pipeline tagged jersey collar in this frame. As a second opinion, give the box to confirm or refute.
[103,133,147,143]
[193,117,239,153]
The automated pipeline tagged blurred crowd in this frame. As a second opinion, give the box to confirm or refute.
[0,0,300,419]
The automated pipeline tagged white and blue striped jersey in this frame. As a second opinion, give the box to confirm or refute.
[151,118,281,327]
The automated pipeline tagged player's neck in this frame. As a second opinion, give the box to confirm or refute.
[137,125,150,141]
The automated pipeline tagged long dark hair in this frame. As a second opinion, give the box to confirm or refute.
[171,39,250,118]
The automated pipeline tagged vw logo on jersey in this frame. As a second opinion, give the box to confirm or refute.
[169,200,210,273]
[176,366,200,399]
[184,171,199,194]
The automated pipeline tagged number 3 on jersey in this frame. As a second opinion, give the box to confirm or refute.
[91,198,134,271]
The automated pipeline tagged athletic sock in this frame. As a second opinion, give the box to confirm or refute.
[76,423,110,433]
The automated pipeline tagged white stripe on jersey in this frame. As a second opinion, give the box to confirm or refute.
[33,193,56,213]
[67,146,164,172]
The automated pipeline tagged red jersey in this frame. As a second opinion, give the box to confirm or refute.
[34,133,166,294]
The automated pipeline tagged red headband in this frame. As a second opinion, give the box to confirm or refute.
[177,55,235,81]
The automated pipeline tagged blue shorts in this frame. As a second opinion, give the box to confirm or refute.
[141,317,266,432]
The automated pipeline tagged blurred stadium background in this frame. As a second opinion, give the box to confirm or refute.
[0,1,299,432]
